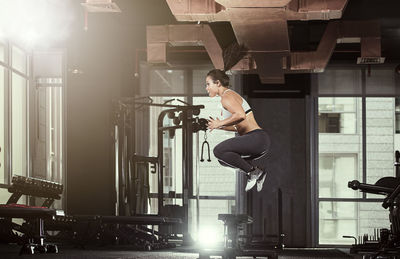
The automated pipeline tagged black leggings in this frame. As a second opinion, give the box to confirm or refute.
[213,129,271,173]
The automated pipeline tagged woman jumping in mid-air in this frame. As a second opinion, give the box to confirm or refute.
[205,43,271,192]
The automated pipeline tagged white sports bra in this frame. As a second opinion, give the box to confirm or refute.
[220,89,252,120]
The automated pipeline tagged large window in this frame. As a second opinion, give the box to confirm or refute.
[12,46,27,74]
[318,97,395,245]
[0,43,29,205]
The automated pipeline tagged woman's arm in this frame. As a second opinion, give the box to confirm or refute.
[221,125,237,131]
[208,94,245,130]
[208,116,237,132]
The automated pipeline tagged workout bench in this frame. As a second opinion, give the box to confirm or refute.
[0,175,63,255]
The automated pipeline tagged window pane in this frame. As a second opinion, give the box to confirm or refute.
[366,98,396,197]
[319,154,360,198]
[366,67,396,96]
[12,72,27,176]
[319,201,390,245]
[148,69,184,95]
[319,97,356,112]
[317,69,362,96]
[396,98,400,134]
[318,97,357,134]
[0,43,4,62]
[318,97,362,190]
[12,46,27,74]
[319,97,362,199]
[0,187,10,204]
[193,69,209,95]
[0,67,4,183]
[0,187,27,205]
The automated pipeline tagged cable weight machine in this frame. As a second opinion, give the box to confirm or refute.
[113,97,207,244]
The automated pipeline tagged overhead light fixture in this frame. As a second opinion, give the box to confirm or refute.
[81,0,121,13]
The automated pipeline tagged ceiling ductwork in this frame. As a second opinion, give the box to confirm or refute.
[216,0,292,8]
[146,24,255,70]
[227,8,290,83]
[147,0,384,84]
[165,0,349,22]
[290,20,384,72]
[286,0,349,20]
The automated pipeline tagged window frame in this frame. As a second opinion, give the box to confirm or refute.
[318,152,359,199]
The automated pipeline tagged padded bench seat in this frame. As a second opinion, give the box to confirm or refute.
[0,204,58,218]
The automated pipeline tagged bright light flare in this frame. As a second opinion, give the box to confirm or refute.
[0,0,75,49]
[198,226,219,248]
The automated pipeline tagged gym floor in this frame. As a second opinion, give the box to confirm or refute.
[1,244,197,259]
[0,244,355,259]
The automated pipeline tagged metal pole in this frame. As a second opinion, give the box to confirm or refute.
[196,131,200,240]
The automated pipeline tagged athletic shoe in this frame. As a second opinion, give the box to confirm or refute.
[245,167,263,192]
[256,171,268,192]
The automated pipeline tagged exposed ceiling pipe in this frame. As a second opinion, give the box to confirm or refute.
[289,21,383,73]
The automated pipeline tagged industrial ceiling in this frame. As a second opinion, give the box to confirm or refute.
[143,0,399,84]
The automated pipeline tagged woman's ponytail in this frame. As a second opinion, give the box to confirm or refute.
[222,42,247,71]
[207,41,247,87]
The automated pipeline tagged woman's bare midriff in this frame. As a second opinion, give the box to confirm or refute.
[222,90,262,135]
[235,112,262,135]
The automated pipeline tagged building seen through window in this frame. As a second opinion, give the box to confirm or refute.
[318,97,396,245]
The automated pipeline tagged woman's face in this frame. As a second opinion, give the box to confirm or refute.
[205,76,219,97]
